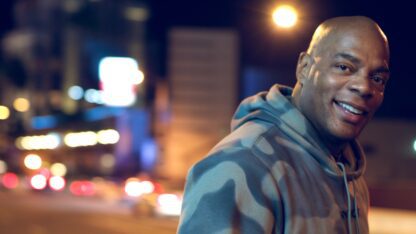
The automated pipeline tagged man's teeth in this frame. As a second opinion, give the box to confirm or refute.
[338,102,364,115]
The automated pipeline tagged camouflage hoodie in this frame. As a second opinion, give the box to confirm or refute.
[177,84,369,234]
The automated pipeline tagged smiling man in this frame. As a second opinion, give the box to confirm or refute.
[293,16,390,157]
[178,16,390,234]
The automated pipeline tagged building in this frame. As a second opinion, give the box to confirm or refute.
[157,28,239,181]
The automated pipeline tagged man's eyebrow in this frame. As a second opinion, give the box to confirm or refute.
[334,52,361,64]
[374,66,390,74]
[335,52,390,74]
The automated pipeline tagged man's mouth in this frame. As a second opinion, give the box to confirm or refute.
[334,100,367,116]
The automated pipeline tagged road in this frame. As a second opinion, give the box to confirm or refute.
[1,190,415,234]
[0,190,179,234]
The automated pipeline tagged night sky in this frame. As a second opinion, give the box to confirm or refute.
[147,0,415,120]
[1,0,415,119]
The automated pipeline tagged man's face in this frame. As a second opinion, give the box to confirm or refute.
[298,30,390,144]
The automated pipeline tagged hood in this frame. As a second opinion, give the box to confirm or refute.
[231,84,366,180]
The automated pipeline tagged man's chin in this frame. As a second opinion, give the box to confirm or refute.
[332,128,363,142]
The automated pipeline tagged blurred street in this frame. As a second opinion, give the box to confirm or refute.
[1,190,416,234]
[0,190,179,234]
[369,207,416,234]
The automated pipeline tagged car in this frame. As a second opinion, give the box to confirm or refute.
[122,177,183,217]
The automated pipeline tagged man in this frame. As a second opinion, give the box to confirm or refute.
[177,16,390,234]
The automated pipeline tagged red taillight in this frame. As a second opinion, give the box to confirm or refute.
[70,181,95,196]
[2,172,19,189]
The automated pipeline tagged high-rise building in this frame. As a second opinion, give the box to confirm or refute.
[158,28,239,181]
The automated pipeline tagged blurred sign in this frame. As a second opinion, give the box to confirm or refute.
[98,57,144,107]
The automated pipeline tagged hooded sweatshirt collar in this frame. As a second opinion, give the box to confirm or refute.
[231,84,366,180]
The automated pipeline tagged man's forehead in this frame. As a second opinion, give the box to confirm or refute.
[319,30,389,61]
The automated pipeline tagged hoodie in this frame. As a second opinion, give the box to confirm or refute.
[177,84,369,234]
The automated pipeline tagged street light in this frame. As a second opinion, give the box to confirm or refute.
[272,5,298,28]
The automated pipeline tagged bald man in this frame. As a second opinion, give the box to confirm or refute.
[177,16,389,234]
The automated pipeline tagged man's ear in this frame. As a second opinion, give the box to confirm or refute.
[296,52,312,85]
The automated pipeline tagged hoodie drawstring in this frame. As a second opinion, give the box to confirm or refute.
[337,162,360,234]
[352,180,360,234]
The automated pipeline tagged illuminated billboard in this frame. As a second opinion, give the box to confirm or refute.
[98,57,144,107]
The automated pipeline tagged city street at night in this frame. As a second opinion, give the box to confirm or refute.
[0,1,415,233]
[1,189,416,234]
[0,190,179,234]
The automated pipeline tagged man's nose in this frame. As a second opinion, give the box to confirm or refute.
[348,74,373,99]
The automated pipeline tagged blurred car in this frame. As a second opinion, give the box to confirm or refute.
[122,177,183,217]
[91,177,124,202]
[69,180,96,196]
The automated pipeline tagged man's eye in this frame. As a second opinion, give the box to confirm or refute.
[335,64,351,72]
[372,76,386,86]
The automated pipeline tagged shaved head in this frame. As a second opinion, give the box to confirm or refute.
[307,16,389,60]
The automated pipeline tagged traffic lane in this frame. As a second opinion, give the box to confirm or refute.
[0,191,179,234]
[3,191,415,234]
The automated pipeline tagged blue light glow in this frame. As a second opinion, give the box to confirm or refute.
[140,138,158,171]
[68,86,84,100]
[84,106,123,121]
[84,89,101,103]
[32,115,58,130]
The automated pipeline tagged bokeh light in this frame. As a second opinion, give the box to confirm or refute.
[1,172,19,189]
[64,131,98,147]
[272,5,298,28]
[84,89,101,104]
[49,176,66,191]
[16,133,61,150]
[13,97,30,112]
[97,129,120,144]
[156,193,183,216]
[70,180,95,196]
[50,163,67,177]
[98,57,142,107]
[30,174,48,190]
[100,153,115,170]
[0,160,7,174]
[133,70,145,85]
[413,140,416,153]
[68,85,84,100]
[141,180,155,194]
[124,178,143,197]
[24,154,42,170]
[0,106,10,120]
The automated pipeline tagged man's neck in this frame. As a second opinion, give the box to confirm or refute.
[321,135,348,161]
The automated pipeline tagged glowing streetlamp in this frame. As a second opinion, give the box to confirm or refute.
[272,5,298,28]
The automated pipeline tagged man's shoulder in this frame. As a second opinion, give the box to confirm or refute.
[188,143,269,185]
[191,121,293,175]
[210,120,296,157]
[210,121,274,154]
